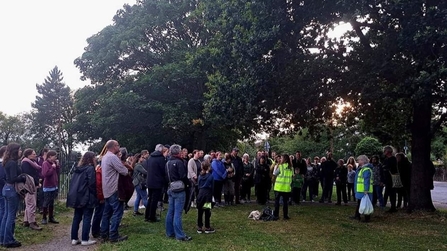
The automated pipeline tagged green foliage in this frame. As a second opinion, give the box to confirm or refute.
[0,112,27,145]
[30,66,76,154]
[355,136,383,158]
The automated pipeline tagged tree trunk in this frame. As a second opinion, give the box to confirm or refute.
[409,100,436,212]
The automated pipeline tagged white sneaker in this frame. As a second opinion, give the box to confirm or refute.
[71,239,81,245]
[191,202,196,208]
[81,240,97,246]
[139,205,146,209]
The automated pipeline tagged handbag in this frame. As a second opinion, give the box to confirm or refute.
[390,166,403,188]
[166,162,185,193]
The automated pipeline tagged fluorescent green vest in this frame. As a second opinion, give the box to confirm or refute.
[356,166,373,193]
[274,164,293,193]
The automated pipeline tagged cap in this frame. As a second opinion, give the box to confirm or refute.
[232,147,239,152]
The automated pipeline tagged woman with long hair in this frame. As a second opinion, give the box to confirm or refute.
[0,143,25,248]
[21,148,42,230]
[67,151,97,246]
[131,153,148,216]
[272,154,293,220]
[41,150,60,225]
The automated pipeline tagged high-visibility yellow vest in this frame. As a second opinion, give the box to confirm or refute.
[274,163,293,193]
[356,166,373,193]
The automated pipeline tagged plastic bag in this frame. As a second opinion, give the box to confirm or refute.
[359,194,374,215]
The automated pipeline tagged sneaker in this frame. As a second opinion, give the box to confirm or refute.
[197,227,203,234]
[81,240,97,246]
[204,228,215,234]
[29,222,43,231]
[191,202,196,208]
[302,200,306,202]
[177,236,192,241]
[109,235,128,243]
[139,205,146,209]
[4,241,21,248]
[71,239,81,245]
[311,200,315,202]
[41,219,47,225]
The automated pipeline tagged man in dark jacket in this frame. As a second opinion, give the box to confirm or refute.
[319,152,337,203]
[231,148,244,204]
[144,144,167,222]
[382,146,398,213]
[165,144,192,241]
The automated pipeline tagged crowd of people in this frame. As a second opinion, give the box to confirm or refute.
[0,140,424,248]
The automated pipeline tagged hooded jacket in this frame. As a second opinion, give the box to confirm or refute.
[66,165,97,208]
[144,151,167,189]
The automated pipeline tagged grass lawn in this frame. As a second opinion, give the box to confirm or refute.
[97,198,447,251]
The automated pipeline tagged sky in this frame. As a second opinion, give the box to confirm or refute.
[0,0,135,116]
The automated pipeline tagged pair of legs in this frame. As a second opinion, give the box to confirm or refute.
[145,189,162,221]
[42,189,58,223]
[71,207,94,241]
[335,183,347,204]
[100,192,125,241]
[134,185,148,213]
[165,190,188,240]
[301,179,314,201]
[0,185,20,246]
[274,191,290,219]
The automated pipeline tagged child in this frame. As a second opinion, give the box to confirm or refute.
[223,166,235,205]
[197,161,215,234]
[291,168,304,205]
[347,164,355,202]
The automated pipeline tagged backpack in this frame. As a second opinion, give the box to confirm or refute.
[260,207,275,221]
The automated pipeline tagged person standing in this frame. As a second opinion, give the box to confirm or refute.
[41,150,60,225]
[334,159,348,205]
[132,153,148,216]
[240,153,254,203]
[196,161,215,234]
[0,143,25,248]
[99,140,129,243]
[319,153,336,203]
[371,155,385,208]
[165,144,192,241]
[272,154,293,220]
[187,150,201,208]
[352,155,373,222]
[0,146,7,243]
[211,152,227,207]
[20,149,42,230]
[67,151,97,246]
[231,148,243,204]
[144,144,167,222]
[382,146,398,213]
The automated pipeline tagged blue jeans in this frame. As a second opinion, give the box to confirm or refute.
[134,185,148,212]
[165,190,186,239]
[91,202,104,237]
[71,207,94,241]
[0,194,6,244]
[373,185,385,207]
[100,192,124,240]
[1,185,19,245]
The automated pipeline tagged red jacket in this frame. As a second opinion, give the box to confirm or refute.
[95,165,104,202]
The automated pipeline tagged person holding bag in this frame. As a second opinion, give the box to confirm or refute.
[351,155,374,223]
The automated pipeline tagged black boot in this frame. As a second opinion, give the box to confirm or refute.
[48,206,59,224]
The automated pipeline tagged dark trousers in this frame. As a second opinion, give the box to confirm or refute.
[321,179,333,202]
[336,183,347,204]
[274,191,290,218]
[197,208,211,228]
[255,183,268,205]
[347,183,355,201]
[213,180,224,204]
[313,180,319,197]
[91,202,104,237]
[234,176,242,203]
[384,185,396,209]
[241,181,252,201]
[146,189,162,221]
[355,199,371,222]
[301,179,314,201]
[291,187,301,204]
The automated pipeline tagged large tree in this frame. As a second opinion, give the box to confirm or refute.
[74,0,241,151]
[31,66,76,155]
[0,112,27,145]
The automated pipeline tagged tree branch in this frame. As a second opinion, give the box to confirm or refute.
[350,20,373,52]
